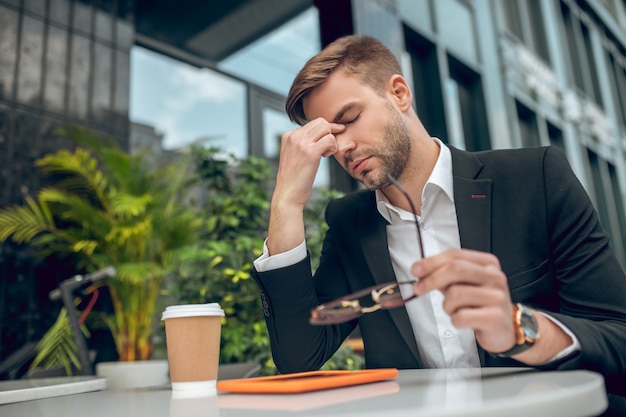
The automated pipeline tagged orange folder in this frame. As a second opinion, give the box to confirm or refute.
[216,368,398,394]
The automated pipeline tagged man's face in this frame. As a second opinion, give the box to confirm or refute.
[303,71,411,190]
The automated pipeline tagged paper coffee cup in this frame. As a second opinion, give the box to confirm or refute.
[162,303,224,396]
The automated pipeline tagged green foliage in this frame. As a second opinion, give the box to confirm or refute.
[0,127,364,374]
[0,126,200,365]
[164,147,271,367]
[30,308,89,375]
[165,147,363,374]
[320,345,365,371]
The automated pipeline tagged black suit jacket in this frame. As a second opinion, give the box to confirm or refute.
[252,145,626,393]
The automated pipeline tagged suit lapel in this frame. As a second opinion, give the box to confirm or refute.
[450,147,492,253]
[358,195,422,366]
[449,147,492,365]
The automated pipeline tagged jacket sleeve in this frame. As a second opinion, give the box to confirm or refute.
[251,204,357,373]
[537,146,626,393]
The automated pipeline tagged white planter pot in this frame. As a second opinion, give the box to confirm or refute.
[96,360,169,390]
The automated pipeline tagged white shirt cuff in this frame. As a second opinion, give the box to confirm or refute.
[253,239,307,272]
[538,312,581,362]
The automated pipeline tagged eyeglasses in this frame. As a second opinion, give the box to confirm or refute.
[309,174,425,325]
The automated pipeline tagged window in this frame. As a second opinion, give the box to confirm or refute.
[218,8,320,97]
[561,2,585,91]
[608,162,626,266]
[435,0,479,63]
[607,51,626,128]
[397,0,432,33]
[404,29,448,142]
[547,122,565,151]
[0,6,19,101]
[586,151,626,265]
[560,1,604,107]
[130,7,331,189]
[516,101,541,147]
[527,0,550,63]
[448,54,491,151]
[500,0,550,64]
[130,47,247,156]
[581,23,603,106]
[587,150,615,249]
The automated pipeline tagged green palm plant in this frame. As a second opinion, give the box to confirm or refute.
[0,127,200,364]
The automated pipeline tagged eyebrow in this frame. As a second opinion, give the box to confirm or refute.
[332,102,361,123]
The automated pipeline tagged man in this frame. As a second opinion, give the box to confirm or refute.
[251,35,626,398]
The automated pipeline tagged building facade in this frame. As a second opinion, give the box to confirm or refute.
[1,0,625,366]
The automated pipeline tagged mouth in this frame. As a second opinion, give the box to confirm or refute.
[349,157,370,175]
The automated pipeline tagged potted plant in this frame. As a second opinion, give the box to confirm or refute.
[0,127,200,380]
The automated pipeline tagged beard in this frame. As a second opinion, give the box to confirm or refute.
[358,105,412,190]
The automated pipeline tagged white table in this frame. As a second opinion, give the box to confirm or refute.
[0,368,608,417]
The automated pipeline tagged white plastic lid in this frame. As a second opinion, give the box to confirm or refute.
[161,303,224,320]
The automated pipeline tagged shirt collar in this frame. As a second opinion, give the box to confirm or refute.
[375,138,454,223]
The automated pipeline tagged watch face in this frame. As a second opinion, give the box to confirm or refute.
[520,307,539,340]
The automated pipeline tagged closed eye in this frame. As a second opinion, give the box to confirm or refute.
[344,114,360,124]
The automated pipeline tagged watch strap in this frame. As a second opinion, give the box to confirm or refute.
[492,303,538,358]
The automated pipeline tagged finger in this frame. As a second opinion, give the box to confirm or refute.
[413,249,501,277]
[441,285,509,318]
[320,134,338,157]
[329,122,346,135]
[306,118,343,141]
[412,250,506,295]
[311,121,345,157]
[447,304,506,329]
[449,305,517,353]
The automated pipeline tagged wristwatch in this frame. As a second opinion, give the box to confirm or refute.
[493,303,540,358]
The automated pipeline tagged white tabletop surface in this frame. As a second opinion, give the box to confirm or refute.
[0,368,608,417]
[0,376,107,405]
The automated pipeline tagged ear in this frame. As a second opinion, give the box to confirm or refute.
[387,75,413,112]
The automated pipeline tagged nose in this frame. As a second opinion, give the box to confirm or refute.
[333,130,356,159]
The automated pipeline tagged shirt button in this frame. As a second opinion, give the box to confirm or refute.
[444,330,453,338]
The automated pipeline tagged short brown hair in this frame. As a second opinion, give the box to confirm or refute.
[286,35,403,126]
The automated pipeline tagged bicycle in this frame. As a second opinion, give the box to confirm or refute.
[0,266,116,379]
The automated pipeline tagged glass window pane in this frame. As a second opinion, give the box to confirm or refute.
[587,150,612,238]
[527,0,550,64]
[24,0,46,17]
[130,47,247,156]
[262,107,288,159]
[608,162,626,265]
[500,0,523,39]
[516,101,540,147]
[68,34,90,118]
[218,7,320,96]
[114,49,130,115]
[44,25,68,112]
[49,0,70,26]
[92,42,112,122]
[0,6,19,100]
[116,19,134,49]
[397,0,432,33]
[435,0,478,63]
[95,10,113,43]
[17,15,44,105]
[72,2,92,35]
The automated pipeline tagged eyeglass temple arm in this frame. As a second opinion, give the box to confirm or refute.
[386,174,425,258]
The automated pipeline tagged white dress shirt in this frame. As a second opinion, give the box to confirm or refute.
[254,138,579,367]
[374,141,480,367]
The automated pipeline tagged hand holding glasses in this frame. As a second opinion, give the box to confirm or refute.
[309,174,425,325]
